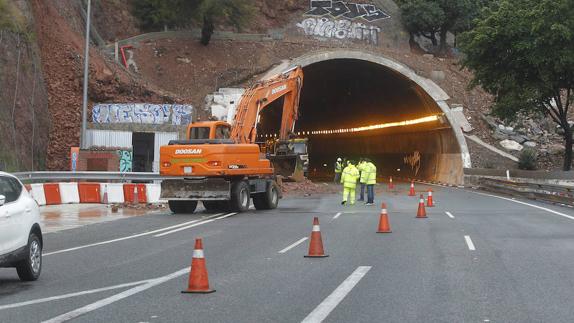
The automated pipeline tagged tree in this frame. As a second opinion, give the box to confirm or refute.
[397,0,478,53]
[459,0,574,170]
[133,0,183,30]
[132,0,253,46]
[191,0,253,46]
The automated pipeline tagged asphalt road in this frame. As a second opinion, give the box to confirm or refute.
[2,182,574,322]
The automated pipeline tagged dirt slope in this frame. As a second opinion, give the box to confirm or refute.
[30,0,179,170]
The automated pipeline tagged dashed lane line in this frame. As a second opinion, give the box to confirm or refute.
[301,266,372,323]
[43,213,225,256]
[0,279,153,311]
[41,267,190,323]
[465,235,476,251]
[278,237,308,254]
[333,212,342,220]
[445,211,455,219]
[153,212,237,237]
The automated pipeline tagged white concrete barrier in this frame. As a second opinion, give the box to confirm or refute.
[100,183,125,204]
[145,183,162,203]
[59,183,80,204]
[30,184,46,206]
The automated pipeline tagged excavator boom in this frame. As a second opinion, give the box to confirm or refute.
[231,66,304,143]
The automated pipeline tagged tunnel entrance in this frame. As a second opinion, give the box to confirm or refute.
[258,51,470,184]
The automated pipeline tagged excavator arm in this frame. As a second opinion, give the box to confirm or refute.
[230,66,304,143]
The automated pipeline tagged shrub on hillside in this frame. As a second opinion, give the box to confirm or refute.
[518,149,537,170]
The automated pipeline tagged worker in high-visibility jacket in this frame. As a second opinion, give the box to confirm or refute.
[363,160,377,205]
[340,160,360,205]
[334,157,343,183]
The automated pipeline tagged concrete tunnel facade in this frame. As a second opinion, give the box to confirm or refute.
[260,50,471,185]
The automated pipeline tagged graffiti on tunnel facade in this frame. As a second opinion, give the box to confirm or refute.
[297,17,381,45]
[404,151,421,176]
[306,1,390,22]
[298,1,388,45]
[92,104,193,125]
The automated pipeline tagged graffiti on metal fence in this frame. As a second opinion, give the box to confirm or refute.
[92,104,193,125]
[118,150,132,172]
[306,1,390,22]
[404,151,421,176]
[297,17,381,45]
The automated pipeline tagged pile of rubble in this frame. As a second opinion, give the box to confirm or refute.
[481,113,566,168]
[281,180,338,196]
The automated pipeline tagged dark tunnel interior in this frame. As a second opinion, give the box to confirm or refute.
[257,59,464,183]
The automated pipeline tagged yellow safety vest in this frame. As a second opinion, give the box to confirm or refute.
[335,161,343,173]
[341,165,359,189]
[364,162,377,185]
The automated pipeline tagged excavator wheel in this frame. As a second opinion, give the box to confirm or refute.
[168,200,198,214]
[230,181,250,212]
[253,181,280,210]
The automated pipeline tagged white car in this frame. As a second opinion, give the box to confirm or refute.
[0,172,43,281]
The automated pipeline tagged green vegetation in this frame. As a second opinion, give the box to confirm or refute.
[396,0,492,53]
[518,149,538,171]
[132,0,253,45]
[0,0,27,33]
[459,0,574,170]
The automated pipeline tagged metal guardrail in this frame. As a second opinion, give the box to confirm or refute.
[478,177,574,206]
[13,171,166,182]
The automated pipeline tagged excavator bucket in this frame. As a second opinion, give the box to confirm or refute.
[270,155,305,182]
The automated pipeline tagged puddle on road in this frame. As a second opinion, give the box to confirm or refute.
[40,204,163,233]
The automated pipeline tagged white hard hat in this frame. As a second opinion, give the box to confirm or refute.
[337,158,342,162]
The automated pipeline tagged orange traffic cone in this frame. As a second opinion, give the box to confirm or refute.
[182,238,216,294]
[408,181,416,196]
[377,203,392,233]
[427,190,434,207]
[305,217,329,258]
[416,194,427,218]
[133,186,139,205]
[388,177,394,189]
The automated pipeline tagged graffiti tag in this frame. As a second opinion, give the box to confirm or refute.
[92,104,193,125]
[404,151,421,176]
[306,0,390,22]
[297,17,381,45]
[119,150,132,173]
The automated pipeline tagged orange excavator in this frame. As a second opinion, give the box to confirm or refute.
[160,66,304,214]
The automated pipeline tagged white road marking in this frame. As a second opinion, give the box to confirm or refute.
[42,267,190,323]
[333,212,342,219]
[44,213,225,256]
[278,237,308,254]
[153,213,236,237]
[465,235,476,251]
[0,279,153,311]
[473,191,574,221]
[301,266,372,323]
[445,211,455,219]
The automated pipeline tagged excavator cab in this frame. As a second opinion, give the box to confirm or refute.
[187,121,231,140]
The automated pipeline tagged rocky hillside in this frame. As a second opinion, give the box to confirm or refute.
[0,0,49,171]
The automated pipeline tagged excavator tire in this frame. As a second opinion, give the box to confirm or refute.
[253,181,280,210]
[230,181,250,212]
[168,200,198,214]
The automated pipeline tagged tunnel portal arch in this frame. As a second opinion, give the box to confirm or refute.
[263,50,471,184]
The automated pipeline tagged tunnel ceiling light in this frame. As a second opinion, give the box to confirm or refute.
[303,115,442,136]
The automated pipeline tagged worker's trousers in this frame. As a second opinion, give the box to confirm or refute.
[342,186,356,205]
